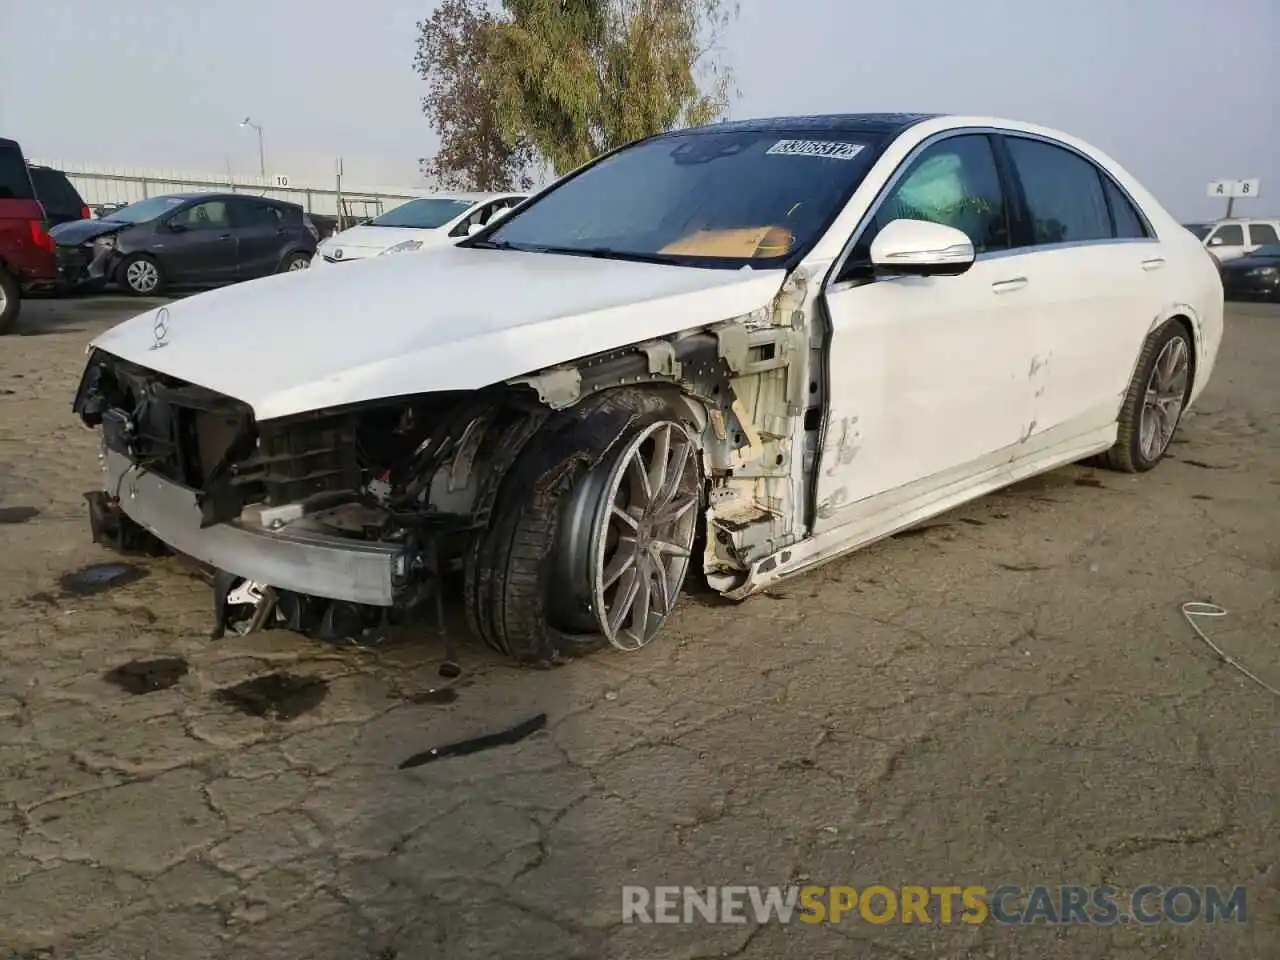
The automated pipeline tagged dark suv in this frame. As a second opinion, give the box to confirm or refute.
[51,192,319,295]
[0,137,59,333]
[28,165,90,228]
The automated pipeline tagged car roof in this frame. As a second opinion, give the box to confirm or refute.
[155,191,302,208]
[672,113,945,139]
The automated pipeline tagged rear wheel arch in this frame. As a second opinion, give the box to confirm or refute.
[1101,315,1196,473]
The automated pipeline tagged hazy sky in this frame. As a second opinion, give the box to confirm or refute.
[1,0,1275,219]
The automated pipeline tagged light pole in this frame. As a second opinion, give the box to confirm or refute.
[240,117,265,178]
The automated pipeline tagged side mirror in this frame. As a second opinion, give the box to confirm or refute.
[465,221,484,236]
[1208,236,1223,246]
[870,218,975,277]
[165,221,187,233]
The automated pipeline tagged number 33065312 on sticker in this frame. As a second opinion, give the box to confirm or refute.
[765,140,865,160]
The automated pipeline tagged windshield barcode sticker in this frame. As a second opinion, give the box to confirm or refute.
[765,140,865,160]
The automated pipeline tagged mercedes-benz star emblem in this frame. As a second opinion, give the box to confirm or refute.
[333,248,343,260]
[151,307,170,350]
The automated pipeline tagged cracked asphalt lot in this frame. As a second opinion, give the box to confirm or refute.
[1,296,1277,959]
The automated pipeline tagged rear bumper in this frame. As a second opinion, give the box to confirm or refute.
[104,448,407,606]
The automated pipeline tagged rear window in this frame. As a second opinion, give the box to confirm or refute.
[0,142,36,201]
[28,167,84,217]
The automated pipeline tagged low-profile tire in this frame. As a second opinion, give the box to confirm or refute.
[1100,319,1194,473]
[464,388,703,666]
[0,267,19,335]
[118,254,165,296]
[279,251,311,273]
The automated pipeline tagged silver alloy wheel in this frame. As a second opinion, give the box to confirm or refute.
[0,284,6,314]
[1139,335,1190,461]
[126,259,159,293]
[287,256,310,271]
[590,420,700,651]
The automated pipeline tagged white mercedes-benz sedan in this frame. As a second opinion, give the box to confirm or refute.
[311,191,526,266]
[73,113,1223,665]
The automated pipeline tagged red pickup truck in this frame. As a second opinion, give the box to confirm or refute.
[0,136,59,333]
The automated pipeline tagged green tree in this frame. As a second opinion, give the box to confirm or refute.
[415,0,737,185]
[414,0,536,191]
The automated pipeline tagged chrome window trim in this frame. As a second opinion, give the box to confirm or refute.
[822,125,1159,295]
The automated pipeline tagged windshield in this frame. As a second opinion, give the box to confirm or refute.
[482,129,882,268]
[106,196,188,224]
[1248,244,1280,257]
[1185,223,1212,239]
[369,198,473,228]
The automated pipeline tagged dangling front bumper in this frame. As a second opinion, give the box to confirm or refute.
[102,448,409,607]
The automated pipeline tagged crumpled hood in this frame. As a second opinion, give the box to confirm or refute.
[89,245,786,421]
[51,218,127,245]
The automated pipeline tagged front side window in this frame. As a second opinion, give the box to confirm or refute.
[370,198,473,229]
[1248,223,1278,245]
[865,134,1010,254]
[1209,224,1244,246]
[171,201,230,231]
[482,129,883,268]
[1006,137,1111,245]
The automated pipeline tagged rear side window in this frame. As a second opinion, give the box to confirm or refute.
[1005,137,1111,245]
[29,167,84,217]
[0,143,35,200]
[1102,179,1149,239]
[1210,224,1244,246]
[232,200,282,229]
[1248,223,1278,245]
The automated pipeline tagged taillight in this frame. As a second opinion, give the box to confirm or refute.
[304,216,319,241]
[81,205,91,221]
[29,219,56,253]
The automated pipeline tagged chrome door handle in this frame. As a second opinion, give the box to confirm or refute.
[1141,257,1166,271]
[991,277,1028,293]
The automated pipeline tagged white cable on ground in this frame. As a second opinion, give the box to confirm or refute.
[1180,602,1280,699]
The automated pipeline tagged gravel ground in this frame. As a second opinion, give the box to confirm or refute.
[0,294,1276,959]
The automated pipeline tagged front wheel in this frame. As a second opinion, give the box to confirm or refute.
[0,268,19,335]
[118,254,165,296]
[465,390,702,666]
[280,252,311,273]
[1101,320,1193,472]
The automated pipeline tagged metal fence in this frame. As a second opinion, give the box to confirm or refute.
[28,160,435,222]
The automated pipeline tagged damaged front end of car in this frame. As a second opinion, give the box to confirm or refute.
[70,278,814,660]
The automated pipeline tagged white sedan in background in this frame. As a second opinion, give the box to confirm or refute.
[312,191,526,266]
[74,113,1223,665]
